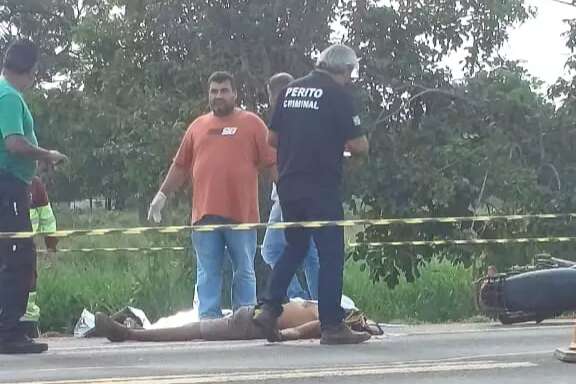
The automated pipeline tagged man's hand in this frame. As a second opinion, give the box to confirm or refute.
[46,150,68,165]
[267,165,278,183]
[147,191,167,223]
[345,135,369,156]
[267,130,279,148]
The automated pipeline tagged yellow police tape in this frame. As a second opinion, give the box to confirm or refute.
[34,236,576,254]
[2,212,575,240]
[37,246,187,254]
[348,236,576,247]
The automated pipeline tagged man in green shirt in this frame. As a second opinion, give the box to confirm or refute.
[0,39,67,354]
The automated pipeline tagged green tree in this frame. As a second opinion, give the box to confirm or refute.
[5,1,570,284]
[342,1,546,286]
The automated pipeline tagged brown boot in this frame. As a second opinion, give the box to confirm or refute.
[320,323,371,345]
[95,312,130,342]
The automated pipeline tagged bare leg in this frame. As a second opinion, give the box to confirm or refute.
[279,320,321,341]
[95,313,203,342]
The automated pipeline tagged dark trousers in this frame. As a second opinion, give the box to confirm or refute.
[262,194,345,328]
[0,173,36,342]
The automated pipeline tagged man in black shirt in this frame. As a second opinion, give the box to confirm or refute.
[254,44,370,345]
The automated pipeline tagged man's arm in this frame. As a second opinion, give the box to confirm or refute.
[5,135,67,163]
[267,164,278,183]
[0,94,67,163]
[261,128,278,188]
[268,91,284,149]
[148,125,194,223]
[336,89,369,157]
[345,135,369,156]
[267,130,279,148]
[250,114,277,183]
[159,162,188,196]
[260,164,278,185]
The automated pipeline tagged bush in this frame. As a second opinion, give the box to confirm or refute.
[344,255,477,323]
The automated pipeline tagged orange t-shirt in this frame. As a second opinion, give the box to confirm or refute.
[173,109,276,224]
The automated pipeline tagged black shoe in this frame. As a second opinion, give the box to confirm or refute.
[20,321,40,339]
[0,336,48,354]
[252,306,282,342]
[320,323,371,345]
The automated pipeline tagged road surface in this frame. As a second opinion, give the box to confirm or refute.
[1,321,574,384]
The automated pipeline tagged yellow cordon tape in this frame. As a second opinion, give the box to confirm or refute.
[34,236,576,254]
[37,246,188,254]
[1,212,575,240]
[349,236,576,247]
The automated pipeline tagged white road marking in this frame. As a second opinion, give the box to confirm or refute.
[385,323,574,337]
[14,360,537,384]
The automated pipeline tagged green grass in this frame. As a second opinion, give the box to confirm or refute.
[37,205,196,332]
[344,257,477,323]
[35,206,480,332]
[37,253,195,333]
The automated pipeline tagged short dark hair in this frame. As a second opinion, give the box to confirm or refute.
[208,71,236,90]
[3,39,39,75]
[267,72,294,98]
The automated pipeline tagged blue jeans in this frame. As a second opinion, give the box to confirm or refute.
[192,229,257,319]
[262,200,319,300]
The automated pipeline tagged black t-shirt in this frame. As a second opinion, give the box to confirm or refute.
[270,70,363,201]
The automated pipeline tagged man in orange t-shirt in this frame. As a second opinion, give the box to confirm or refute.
[147,71,276,319]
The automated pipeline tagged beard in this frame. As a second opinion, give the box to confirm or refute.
[210,100,235,116]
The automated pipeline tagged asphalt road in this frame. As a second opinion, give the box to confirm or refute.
[1,321,575,384]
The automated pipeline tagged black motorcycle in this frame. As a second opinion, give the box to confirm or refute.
[476,255,576,325]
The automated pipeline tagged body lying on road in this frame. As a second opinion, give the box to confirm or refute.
[95,300,382,343]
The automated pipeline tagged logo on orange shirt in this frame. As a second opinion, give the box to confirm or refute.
[222,127,238,136]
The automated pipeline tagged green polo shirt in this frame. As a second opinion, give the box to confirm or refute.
[0,76,37,184]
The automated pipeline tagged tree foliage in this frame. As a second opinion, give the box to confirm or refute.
[5,0,576,286]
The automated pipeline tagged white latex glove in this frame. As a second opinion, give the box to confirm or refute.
[147,191,167,223]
